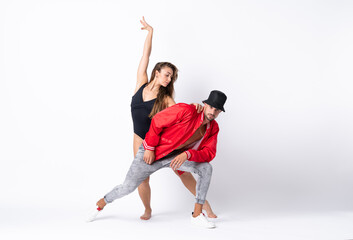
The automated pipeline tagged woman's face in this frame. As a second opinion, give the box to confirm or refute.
[156,67,173,87]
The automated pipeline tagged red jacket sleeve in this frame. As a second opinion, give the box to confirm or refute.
[185,122,219,163]
[143,104,191,151]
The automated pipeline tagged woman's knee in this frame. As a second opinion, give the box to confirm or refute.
[140,176,150,185]
[177,171,193,180]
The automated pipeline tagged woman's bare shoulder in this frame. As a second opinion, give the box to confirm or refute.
[165,96,176,107]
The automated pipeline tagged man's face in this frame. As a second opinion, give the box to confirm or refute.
[204,103,222,121]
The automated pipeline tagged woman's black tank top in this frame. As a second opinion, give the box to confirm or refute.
[131,83,156,139]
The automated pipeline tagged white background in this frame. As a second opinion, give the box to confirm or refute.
[1,0,353,239]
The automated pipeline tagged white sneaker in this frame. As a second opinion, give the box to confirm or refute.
[86,206,102,222]
[190,212,216,228]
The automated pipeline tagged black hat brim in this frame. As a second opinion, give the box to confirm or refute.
[202,100,225,112]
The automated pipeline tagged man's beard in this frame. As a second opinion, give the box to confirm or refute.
[206,113,215,121]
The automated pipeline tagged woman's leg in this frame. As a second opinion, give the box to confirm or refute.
[138,176,152,220]
[134,134,152,220]
[174,171,217,218]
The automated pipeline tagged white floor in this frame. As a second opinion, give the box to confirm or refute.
[1,203,352,240]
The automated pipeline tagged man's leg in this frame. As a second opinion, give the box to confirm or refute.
[174,171,217,218]
[168,160,215,228]
[103,145,161,204]
[88,145,163,222]
[176,161,213,207]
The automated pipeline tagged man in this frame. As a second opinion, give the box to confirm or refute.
[87,90,227,228]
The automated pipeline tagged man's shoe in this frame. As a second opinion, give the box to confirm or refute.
[190,212,216,228]
[86,206,102,222]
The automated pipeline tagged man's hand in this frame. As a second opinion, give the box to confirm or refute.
[143,150,155,164]
[170,152,188,170]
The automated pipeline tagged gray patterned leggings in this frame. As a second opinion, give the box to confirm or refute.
[104,144,213,205]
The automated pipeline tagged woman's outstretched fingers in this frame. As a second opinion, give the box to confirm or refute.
[140,16,152,31]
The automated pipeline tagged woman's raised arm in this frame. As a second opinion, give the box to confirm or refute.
[135,16,153,93]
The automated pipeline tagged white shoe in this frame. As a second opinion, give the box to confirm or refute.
[86,206,102,222]
[190,212,216,229]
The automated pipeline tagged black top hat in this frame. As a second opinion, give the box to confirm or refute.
[202,90,227,112]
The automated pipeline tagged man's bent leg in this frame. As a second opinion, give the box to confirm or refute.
[149,154,213,206]
[176,161,213,205]
[173,161,215,228]
[175,171,217,218]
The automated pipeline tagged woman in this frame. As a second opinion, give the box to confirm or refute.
[96,17,216,220]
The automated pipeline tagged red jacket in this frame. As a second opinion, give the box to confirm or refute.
[143,103,219,162]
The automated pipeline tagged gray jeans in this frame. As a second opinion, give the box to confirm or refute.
[104,144,213,205]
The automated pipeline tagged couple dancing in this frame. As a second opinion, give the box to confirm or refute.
[87,17,227,229]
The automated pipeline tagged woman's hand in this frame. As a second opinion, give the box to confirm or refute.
[140,16,153,32]
[191,103,204,113]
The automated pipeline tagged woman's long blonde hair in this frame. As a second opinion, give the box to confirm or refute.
[148,62,178,118]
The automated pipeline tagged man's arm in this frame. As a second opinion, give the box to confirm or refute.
[143,104,192,151]
[184,123,219,163]
[143,149,155,164]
